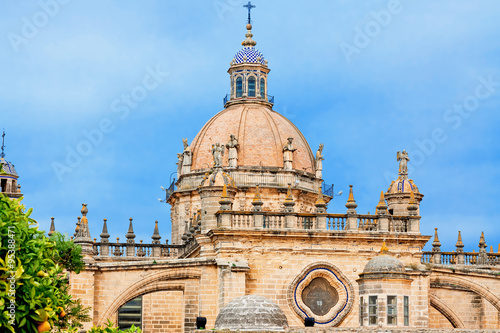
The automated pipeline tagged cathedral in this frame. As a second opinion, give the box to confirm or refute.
[3,4,500,333]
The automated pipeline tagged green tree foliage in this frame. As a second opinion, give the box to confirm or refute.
[88,319,142,333]
[0,195,90,332]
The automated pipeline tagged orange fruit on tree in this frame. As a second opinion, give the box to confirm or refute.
[37,321,51,333]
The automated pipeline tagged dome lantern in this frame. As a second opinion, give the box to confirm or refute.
[225,2,273,108]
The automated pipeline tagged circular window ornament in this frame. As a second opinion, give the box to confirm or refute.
[287,262,354,326]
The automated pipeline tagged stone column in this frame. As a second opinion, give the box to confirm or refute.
[375,191,389,232]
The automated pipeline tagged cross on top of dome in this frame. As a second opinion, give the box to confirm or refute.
[243,1,256,25]
[1,130,5,159]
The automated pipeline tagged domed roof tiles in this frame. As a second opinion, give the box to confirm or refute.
[363,255,405,274]
[214,295,288,331]
[190,104,315,172]
[234,47,266,65]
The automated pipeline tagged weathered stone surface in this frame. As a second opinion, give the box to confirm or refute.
[214,295,288,331]
[363,255,405,274]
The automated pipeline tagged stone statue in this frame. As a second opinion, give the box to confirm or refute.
[226,134,239,168]
[176,153,183,179]
[182,139,192,174]
[211,142,225,167]
[315,143,324,179]
[397,150,409,175]
[283,137,296,171]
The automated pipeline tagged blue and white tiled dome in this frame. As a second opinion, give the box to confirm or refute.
[234,47,266,65]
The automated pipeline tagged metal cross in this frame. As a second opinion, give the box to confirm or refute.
[243,1,256,24]
[0,130,5,159]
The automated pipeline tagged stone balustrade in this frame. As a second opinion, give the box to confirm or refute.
[217,210,419,234]
[421,250,500,266]
[92,241,185,259]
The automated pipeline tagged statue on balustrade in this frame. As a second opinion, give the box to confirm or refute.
[316,143,324,179]
[211,142,225,167]
[283,137,296,171]
[226,134,239,168]
[182,138,192,174]
[176,153,183,179]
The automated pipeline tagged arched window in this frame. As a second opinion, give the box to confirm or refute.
[248,77,256,97]
[260,78,265,98]
[236,77,243,97]
[118,296,142,330]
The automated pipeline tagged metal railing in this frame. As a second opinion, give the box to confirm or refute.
[223,93,275,106]
[322,183,334,197]
[164,178,176,202]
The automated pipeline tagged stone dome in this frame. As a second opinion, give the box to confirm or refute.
[387,176,419,194]
[234,46,266,65]
[0,158,18,177]
[363,255,405,274]
[190,104,315,172]
[214,295,288,331]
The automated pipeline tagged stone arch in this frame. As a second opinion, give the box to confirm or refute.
[97,268,201,326]
[430,274,500,313]
[430,294,464,328]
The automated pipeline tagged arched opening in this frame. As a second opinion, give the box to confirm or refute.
[236,77,243,97]
[260,78,265,98]
[118,296,142,330]
[248,77,256,97]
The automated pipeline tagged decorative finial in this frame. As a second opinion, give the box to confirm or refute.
[455,231,464,253]
[152,220,161,244]
[100,219,110,241]
[48,217,55,237]
[380,240,389,255]
[345,185,358,211]
[0,130,5,159]
[243,1,256,25]
[81,203,88,217]
[479,231,486,248]
[432,228,441,251]
[376,191,387,214]
[126,218,136,243]
[315,186,325,206]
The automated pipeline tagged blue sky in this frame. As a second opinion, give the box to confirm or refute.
[1,1,499,252]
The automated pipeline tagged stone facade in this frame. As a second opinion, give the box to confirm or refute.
[62,11,500,333]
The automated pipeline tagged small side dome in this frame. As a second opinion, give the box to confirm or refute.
[387,177,419,194]
[363,255,405,274]
[214,295,288,331]
[234,47,266,65]
[0,158,18,177]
